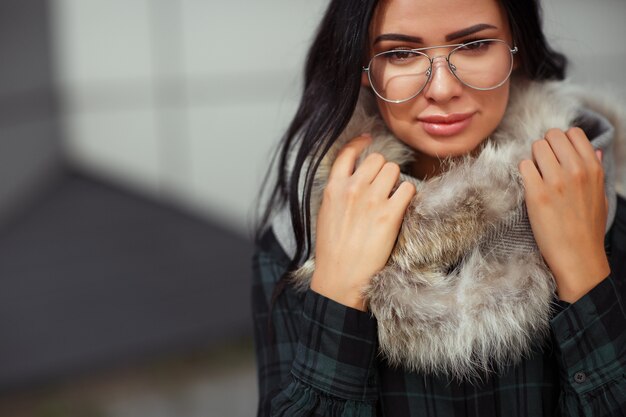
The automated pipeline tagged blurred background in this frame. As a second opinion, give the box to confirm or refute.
[0,0,624,416]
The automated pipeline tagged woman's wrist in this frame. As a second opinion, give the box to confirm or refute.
[555,251,611,303]
[310,270,368,312]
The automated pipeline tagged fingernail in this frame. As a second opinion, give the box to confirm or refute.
[596,149,603,162]
[361,132,372,138]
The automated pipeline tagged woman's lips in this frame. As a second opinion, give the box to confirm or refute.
[418,112,475,136]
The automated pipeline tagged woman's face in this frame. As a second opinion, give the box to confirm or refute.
[363,0,515,179]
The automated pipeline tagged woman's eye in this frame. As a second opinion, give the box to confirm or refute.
[387,50,416,63]
[459,40,490,52]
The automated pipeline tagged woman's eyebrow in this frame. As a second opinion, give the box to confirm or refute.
[373,33,423,45]
[373,23,498,45]
[445,23,497,41]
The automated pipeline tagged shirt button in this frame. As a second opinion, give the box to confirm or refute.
[574,371,587,384]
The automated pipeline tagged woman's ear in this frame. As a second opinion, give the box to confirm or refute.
[361,69,370,87]
[512,42,521,71]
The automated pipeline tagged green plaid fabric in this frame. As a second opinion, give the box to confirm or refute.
[252,198,626,416]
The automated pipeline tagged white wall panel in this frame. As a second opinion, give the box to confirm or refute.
[62,108,162,196]
[177,0,328,233]
[181,0,326,77]
[50,0,329,234]
[51,0,155,84]
[185,98,299,231]
[543,0,626,97]
[543,0,626,55]
[50,0,162,197]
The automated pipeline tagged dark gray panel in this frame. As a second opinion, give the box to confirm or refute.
[0,119,64,227]
[0,0,63,225]
[0,171,253,390]
[0,0,55,96]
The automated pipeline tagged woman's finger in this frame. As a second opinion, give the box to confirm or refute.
[370,161,401,197]
[543,128,584,173]
[565,127,598,167]
[518,159,543,197]
[328,134,373,180]
[389,181,416,212]
[531,138,561,181]
[352,152,388,184]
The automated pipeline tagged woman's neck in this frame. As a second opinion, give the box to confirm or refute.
[410,153,442,181]
[410,143,486,181]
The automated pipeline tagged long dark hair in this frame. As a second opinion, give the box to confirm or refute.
[252,0,567,310]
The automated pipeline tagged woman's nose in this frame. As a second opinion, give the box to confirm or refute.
[422,56,463,103]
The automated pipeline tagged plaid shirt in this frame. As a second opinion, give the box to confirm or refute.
[252,198,626,417]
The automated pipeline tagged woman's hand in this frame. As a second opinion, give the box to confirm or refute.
[310,134,416,311]
[518,127,610,303]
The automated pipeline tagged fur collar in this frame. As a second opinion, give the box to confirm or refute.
[284,77,626,381]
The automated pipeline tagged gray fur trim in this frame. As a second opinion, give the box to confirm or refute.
[285,78,623,381]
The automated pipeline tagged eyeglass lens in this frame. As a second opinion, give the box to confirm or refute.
[368,40,514,102]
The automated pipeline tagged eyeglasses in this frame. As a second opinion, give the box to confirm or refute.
[362,38,518,103]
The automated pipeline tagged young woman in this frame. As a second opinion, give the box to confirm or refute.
[252,0,626,415]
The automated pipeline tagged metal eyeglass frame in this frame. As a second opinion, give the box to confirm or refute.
[362,38,519,104]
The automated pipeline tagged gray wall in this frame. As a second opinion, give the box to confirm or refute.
[543,0,626,98]
[49,0,327,235]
